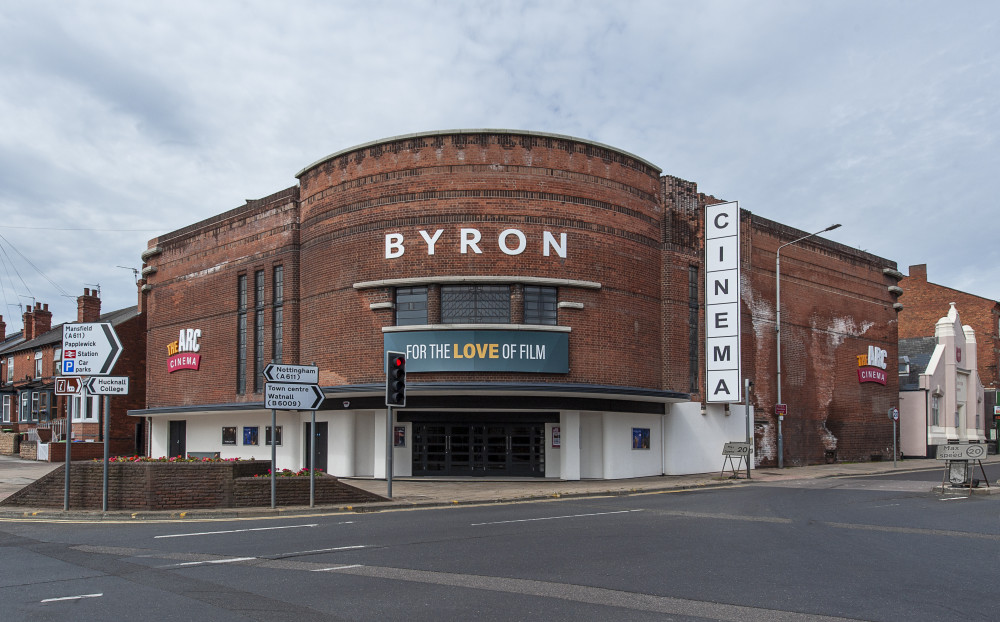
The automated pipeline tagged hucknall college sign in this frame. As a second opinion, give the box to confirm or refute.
[384,330,569,373]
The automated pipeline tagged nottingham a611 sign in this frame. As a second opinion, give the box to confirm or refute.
[62,323,123,376]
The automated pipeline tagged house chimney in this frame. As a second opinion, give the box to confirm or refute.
[22,305,34,341]
[0,315,5,342]
[908,264,927,281]
[31,302,52,337]
[77,287,102,322]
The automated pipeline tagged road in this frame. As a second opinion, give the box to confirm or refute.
[2,464,998,621]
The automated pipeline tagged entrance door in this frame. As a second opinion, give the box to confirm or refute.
[303,422,328,472]
[412,422,545,477]
[168,420,186,458]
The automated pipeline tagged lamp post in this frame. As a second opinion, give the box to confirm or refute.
[776,223,841,468]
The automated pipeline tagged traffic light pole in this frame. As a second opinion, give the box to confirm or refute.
[386,405,393,498]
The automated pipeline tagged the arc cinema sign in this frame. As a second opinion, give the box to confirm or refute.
[705,202,742,403]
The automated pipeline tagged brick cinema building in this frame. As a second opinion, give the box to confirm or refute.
[132,130,902,479]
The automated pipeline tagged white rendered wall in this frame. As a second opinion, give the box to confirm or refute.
[328,411,356,477]
[545,422,561,479]
[149,411,300,470]
[355,411,378,477]
[393,420,412,477]
[663,402,753,475]
[601,412,663,479]
[579,412,603,479]
[558,411,580,480]
[899,391,928,457]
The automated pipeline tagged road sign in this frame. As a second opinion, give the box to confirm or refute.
[61,323,122,376]
[775,404,787,415]
[85,376,129,395]
[263,363,319,384]
[265,382,324,410]
[936,443,986,461]
[54,377,83,395]
[722,442,752,456]
[889,407,899,421]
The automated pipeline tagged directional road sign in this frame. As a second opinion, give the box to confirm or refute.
[85,376,130,395]
[263,363,319,385]
[54,377,83,395]
[265,382,324,410]
[61,322,123,376]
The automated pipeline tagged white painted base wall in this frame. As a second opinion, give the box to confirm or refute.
[145,401,753,480]
[663,402,754,476]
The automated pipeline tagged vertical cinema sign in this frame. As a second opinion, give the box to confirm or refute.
[705,201,742,403]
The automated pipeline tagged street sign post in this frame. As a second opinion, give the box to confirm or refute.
[264,383,324,410]
[55,377,83,395]
[264,364,323,509]
[263,363,319,385]
[889,407,899,467]
[60,322,125,513]
[775,404,787,416]
[61,323,122,376]
[85,376,129,395]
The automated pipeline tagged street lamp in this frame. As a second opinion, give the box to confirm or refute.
[775,223,841,468]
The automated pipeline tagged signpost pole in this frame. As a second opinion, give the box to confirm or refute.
[893,419,897,468]
[63,412,72,511]
[744,378,751,480]
[270,408,277,509]
[310,410,315,508]
[386,405,393,498]
[102,394,109,512]
[889,407,899,468]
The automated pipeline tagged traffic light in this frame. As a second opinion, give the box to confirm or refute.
[385,351,406,407]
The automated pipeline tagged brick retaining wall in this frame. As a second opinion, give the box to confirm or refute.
[18,441,36,461]
[47,442,108,462]
[0,461,385,510]
[0,431,19,455]
[233,475,385,507]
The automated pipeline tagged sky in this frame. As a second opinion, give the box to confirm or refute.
[0,0,997,331]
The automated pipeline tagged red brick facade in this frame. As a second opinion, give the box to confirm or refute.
[898,264,1000,390]
[139,130,900,468]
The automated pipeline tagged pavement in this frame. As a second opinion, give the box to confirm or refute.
[0,452,997,521]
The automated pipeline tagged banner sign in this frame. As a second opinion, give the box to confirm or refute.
[167,329,202,373]
[384,330,568,373]
[857,345,888,385]
[705,201,742,403]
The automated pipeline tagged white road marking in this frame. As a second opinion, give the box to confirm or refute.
[273,545,366,557]
[940,496,968,501]
[471,509,641,526]
[311,564,364,572]
[155,523,318,538]
[41,593,103,603]
[170,556,257,567]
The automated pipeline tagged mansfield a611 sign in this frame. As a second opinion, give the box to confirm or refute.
[705,201,742,403]
[62,323,122,376]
